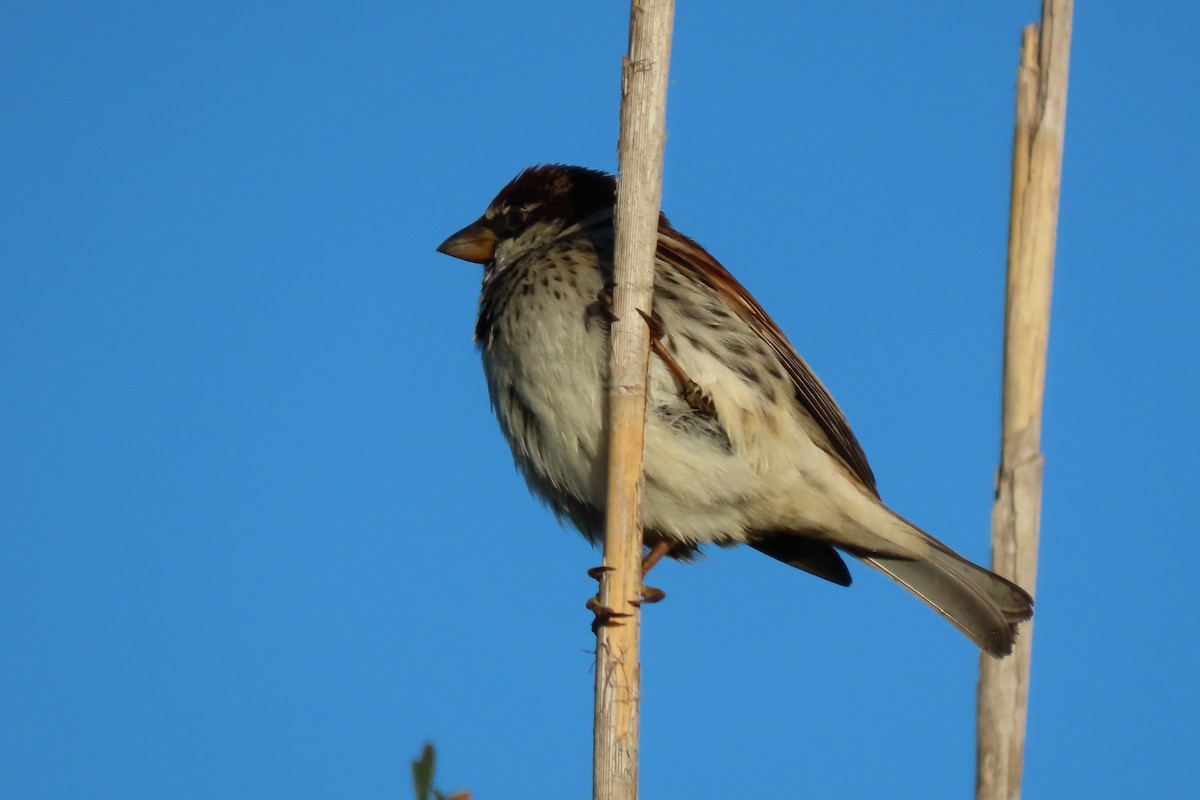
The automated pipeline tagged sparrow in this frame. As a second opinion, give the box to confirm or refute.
[437,164,1033,657]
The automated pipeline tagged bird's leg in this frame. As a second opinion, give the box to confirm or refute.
[636,309,717,417]
[642,539,673,575]
[584,310,694,630]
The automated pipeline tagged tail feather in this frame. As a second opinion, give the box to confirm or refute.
[864,537,1033,658]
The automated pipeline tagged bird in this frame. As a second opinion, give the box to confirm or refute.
[437,164,1033,657]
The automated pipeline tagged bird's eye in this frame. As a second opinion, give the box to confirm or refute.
[502,206,527,232]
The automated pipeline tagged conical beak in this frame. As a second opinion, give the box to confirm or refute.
[436,218,497,264]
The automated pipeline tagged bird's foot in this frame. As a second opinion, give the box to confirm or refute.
[585,539,674,628]
[586,566,628,632]
[588,281,619,326]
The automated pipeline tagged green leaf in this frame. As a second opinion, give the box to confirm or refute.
[411,743,436,800]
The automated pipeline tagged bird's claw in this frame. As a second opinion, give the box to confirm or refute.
[587,565,614,582]
[632,585,667,606]
[636,307,665,340]
[587,565,666,630]
[684,385,716,416]
[587,596,632,633]
[590,282,619,325]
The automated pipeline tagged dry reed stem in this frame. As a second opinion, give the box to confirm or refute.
[593,2,674,800]
[976,3,1072,799]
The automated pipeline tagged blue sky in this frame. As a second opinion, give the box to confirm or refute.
[3,2,1197,797]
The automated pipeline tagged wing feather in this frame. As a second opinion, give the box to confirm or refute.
[655,225,879,496]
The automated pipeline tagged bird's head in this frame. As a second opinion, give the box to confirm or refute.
[436,165,617,266]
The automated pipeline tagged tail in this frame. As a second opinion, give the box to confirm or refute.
[863,526,1033,658]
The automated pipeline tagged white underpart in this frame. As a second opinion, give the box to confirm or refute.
[481,225,928,560]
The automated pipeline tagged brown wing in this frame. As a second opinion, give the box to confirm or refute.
[655,223,879,496]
